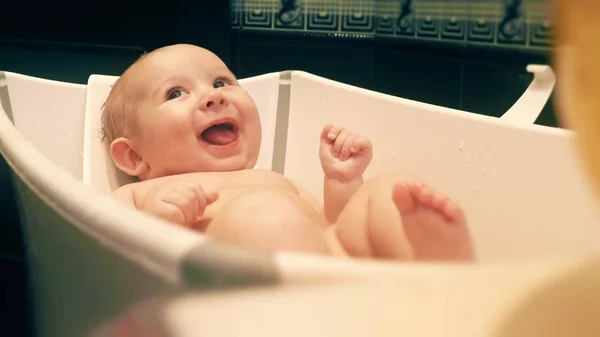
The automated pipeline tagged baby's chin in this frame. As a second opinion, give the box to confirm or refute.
[201,157,258,173]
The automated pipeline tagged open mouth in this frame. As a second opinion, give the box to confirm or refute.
[200,120,239,146]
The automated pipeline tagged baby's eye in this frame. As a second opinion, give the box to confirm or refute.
[213,80,226,89]
[167,89,183,100]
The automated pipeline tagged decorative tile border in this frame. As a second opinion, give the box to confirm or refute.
[230,0,552,50]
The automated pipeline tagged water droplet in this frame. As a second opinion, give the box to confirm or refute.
[392,153,396,159]
[466,157,471,163]
[427,117,431,122]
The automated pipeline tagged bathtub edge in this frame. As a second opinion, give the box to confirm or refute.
[0,71,15,124]
[180,241,281,289]
[271,70,293,174]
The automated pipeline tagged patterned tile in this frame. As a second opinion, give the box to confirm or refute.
[239,0,275,28]
[275,0,304,29]
[394,0,416,37]
[232,0,552,50]
[529,22,552,46]
[243,9,273,28]
[342,8,375,33]
[375,15,395,35]
[231,0,243,27]
[467,19,495,42]
[417,17,440,39]
[306,1,340,31]
[441,18,466,41]
[496,0,527,45]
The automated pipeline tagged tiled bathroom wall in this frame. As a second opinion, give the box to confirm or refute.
[231,0,551,51]
[230,0,556,127]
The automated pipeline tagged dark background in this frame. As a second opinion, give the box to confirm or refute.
[0,0,555,335]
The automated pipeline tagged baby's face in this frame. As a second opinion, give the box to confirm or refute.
[126,45,262,179]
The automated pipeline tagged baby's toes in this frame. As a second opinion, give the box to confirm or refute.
[431,191,448,210]
[442,199,466,225]
[410,183,464,224]
[391,182,415,213]
[428,191,456,222]
[410,183,434,205]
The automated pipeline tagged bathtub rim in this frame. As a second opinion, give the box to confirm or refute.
[0,69,581,287]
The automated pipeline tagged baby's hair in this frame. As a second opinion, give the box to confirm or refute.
[100,51,150,144]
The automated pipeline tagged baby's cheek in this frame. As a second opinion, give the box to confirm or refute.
[164,119,195,138]
[144,123,191,153]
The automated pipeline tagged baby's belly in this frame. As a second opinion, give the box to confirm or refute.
[195,182,332,255]
[198,182,323,231]
[207,183,300,214]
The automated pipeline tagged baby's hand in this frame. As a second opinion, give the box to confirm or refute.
[141,181,219,228]
[319,123,373,181]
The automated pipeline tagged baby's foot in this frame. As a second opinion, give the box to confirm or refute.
[392,182,475,262]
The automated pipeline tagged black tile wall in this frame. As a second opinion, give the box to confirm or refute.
[234,33,373,88]
[372,50,463,110]
[230,0,556,126]
[0,44,143,84]
[461,61,534,118]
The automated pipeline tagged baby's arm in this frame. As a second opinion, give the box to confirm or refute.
[323,176,363,223]
[110,180,218,227]
[319,124,373,224]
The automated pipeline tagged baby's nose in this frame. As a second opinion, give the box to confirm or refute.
[203,92,229,110]
[206,97,227,108]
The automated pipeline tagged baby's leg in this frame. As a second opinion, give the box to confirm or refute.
[205,189,332,255]
[334,173,475,262]
[390,180,475,261]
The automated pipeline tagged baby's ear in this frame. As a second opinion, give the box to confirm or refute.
[109,137,148,177]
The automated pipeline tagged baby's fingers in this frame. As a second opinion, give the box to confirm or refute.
[186,183,218,216]
[351,137,372,154]
[154,196,189,226]
[205,191,220,206]
[164,185,200,226]
[340,134,356,160]
[326,125,344,142]
[321,123,334,140]
[332,130,349,157]
[161,204,188,226]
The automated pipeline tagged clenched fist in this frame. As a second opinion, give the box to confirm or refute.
[319,123,373,181]
[141,181,219,228]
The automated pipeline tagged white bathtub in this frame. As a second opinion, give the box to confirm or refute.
[2,66,600,336]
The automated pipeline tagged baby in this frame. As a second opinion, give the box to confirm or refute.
[102,44,474,262]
